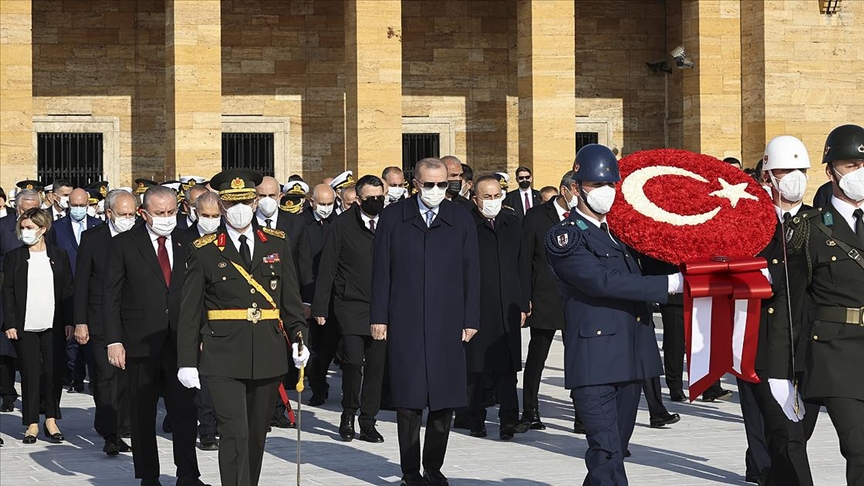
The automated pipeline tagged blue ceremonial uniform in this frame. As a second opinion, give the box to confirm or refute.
[546,211,668,486]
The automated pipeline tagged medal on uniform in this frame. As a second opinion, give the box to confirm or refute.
[264,253,281,264]
[557,233,568,247]
[218,262,227,268]
[270,278,278,290]
[826,239,837,247]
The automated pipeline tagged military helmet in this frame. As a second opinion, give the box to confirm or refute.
[822,124,864,164]
[572,144,621,183]
[762,136,811,171]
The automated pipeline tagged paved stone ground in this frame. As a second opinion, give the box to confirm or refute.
[0,329,845,485]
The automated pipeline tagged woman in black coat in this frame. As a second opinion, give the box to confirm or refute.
[2,208,74,444]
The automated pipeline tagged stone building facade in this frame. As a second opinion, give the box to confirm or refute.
[1,0,862,196]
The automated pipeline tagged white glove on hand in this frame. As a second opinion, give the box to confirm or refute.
[292,342,310,369]
[760,267,773,285]
[768,378,805,422]
[667,272,685,294]
[177,367,201,390]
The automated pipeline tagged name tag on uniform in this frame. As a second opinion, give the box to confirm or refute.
[264,253,281,264]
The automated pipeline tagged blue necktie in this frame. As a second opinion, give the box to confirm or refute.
[425,210,435,227]
[76,221,84,245]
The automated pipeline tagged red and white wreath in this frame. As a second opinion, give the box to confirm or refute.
[607,149,776,264]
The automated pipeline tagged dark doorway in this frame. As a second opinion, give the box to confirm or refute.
[576,132,600,153]
[222,133,275,176]
[402,133,440,182]
[37,133,104,188]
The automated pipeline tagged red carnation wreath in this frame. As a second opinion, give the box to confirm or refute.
[607,149,776,265]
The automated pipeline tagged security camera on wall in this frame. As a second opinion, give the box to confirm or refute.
[671,45,694,69]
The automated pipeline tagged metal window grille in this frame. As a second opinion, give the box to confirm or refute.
[576,132,599,152]
[37,133,104,188]
[222,133,275,176]
[402,133,440,182]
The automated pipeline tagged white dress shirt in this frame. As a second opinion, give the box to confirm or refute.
[359,211,379,232]
[774,202,803,223]
[519,188,533,212]
[417,197,440,225]
[23,250,55,332]
[226,224,255,258]
[52,207,65,221]
[256,211,278,230]
[831,196,864,234]
[554,197,569,222]
[146,224,173,268]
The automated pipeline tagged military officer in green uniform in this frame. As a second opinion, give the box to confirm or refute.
[177,169,309,486]
[787,124,864,485]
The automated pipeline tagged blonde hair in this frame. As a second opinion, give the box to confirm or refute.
[16,207,52,238]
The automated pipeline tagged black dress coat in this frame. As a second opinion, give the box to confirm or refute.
[503,188,541,220]
[2,244,74,333]
[312,206,374,336]
[101,224,189,358]
[520,199,566,331]
[466,208,527,374]
[300,205,336,301]
[73,224,113,334]
[370,196,481,411]
[0,215,22,357]
[275,210,314,301]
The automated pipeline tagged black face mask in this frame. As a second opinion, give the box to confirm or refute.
[360,196,385,216]
[446,179,463,196]
[518,180,531,190]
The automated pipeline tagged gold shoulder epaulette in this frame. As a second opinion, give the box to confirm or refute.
[193,233,217,249]
[262,227,286,239]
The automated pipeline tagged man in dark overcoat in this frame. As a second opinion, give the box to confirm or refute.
[370,158,480,486]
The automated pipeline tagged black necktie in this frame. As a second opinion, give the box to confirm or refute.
[854,209,864,247]
[239,234,252,269]
[264,218,273,229]
[600,222,618,246]
[369,219,376,233]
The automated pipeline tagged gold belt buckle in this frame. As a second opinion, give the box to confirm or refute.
[846,307,864,326]
[247,307,261,324]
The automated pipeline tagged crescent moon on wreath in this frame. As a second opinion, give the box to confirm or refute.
[621,166,722,226]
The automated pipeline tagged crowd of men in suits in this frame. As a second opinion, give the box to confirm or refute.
[1,123,863,486]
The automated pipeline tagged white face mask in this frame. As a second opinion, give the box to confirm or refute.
[197,216,221,235]
[19,228,42,246]
[836,167,864,202]
[111,215,136,234]
[257,196,278,217]
[145,211,177,237]
[770,170,807,203]
[583,185,616,215]
[87,206,97,218]
[188,207,199,223]
[479,197,503,219]
[225,202,255,229]
[419,185,446,209]
[563,187,579,210]
[58,196,69,210]
[97,199,105,214]
[314,203,334,220]
[387,186,406,201]
[69,206,88,221]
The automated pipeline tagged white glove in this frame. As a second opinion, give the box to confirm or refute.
[292,342,310,369]
[667,272,685,294]
[760,267,773,285]
[768,378,805,422]
[177,367,201,390]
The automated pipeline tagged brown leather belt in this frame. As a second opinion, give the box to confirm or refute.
[815,306,864,326]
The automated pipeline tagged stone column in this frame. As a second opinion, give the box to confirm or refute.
[681,0,741,161]
[0,0,34,189]
[165,0,221,179]
[517,0,575,188]
[345,0,402,176]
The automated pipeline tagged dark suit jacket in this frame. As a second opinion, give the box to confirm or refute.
[504,188,541,220]
[520,199,566,331]
[546,213,666,388]
[301,205,336,284]
[2,244,74,333]
[47,214,103,275]
[0,215,22,272]
[102,224,189,358]
[312,206,374,336]
[73,224,114,335]
[467,208,527,374]
[275,210,313,301]
[370,196,480,410]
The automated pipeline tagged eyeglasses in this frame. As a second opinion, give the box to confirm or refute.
[517,176,531,181]
[362,195,385,202]
[416,181,448,189]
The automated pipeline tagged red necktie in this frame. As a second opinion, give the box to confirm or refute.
[157,236,171,287]
[563,211,570,220]
[524,192,531,213]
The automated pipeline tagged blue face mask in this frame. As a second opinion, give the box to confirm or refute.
[69,206,88,221]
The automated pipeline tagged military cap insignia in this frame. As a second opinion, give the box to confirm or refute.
[824,146,831,155]
[193,233,217,248]
[25,183,33,189]
[858,144,864,153]
[137,182,145,189]
[231,178,244,190]
[262,227,286,239]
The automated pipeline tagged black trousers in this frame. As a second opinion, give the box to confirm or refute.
[642,376,670,419]
[659,304,685,392]
[196,374,218,436]
[736,378,771,478]
[90,334,130,439]
[0,354,17,401]
[468,371,519,426]
[522,327,558,413]
[822,397,864,486]
[208,375,281,486]
[341,334,386,428]
[14,329,65,425]
[571,381,642,486]
[126,340,199,481]
[307,318,341,397]
[397,407,453,480]
[67,340,96,388]
[739,378,814,486]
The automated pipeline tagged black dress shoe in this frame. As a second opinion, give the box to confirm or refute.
[424,470,449,485]
[573,418,587,435]
[140,478,163,486]
[400,473,426,486]
[522,409,546,430]
[118,426,132,439]
[358,426,384,443]
[701,389,733,402]
[103,437,120,456]
[162,415,172,433]
[649,412,681,428]
[469,427,487,438]
[0,436,4,446]
[339,413,355,441]
[200,433,219,451]
[118,438,132,453]
[625,449,632,458]
[175,476,211,486]
[23,434,37,444]
[0,397,14,412]
[669,389,687,402]
[270,413,295,429]
[307,390,328,406]
[43,423,64,442]
[452,413,471,430]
